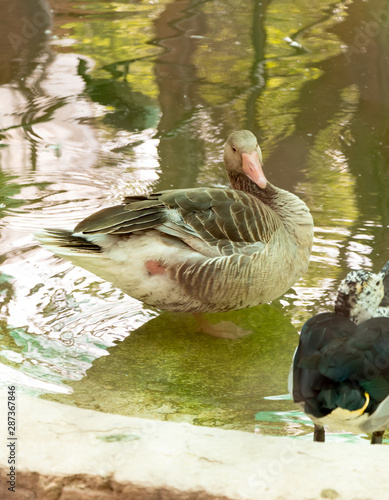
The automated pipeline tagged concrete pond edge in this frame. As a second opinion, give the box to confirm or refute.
[0,391,388,499]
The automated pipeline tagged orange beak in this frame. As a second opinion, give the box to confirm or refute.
[242,151,267,189]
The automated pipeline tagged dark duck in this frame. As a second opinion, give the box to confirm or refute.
[290,261,389,443]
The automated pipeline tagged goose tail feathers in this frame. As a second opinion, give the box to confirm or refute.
[34,229,102,257]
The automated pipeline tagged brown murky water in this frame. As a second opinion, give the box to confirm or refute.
[0,0,389,442]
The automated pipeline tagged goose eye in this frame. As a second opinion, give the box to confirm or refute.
[232,146,237,152]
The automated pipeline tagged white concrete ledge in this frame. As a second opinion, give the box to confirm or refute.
[0,392,388,499]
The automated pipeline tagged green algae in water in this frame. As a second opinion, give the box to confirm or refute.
[43,304,299,431]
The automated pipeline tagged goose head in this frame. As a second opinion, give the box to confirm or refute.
[223,130,267,190]
[334,261,389,323]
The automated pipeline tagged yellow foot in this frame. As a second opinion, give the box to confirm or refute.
[193,314,252,339]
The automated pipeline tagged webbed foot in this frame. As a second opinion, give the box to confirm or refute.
[193,314,252,339]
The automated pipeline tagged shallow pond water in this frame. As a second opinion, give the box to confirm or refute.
[1,0,389,442]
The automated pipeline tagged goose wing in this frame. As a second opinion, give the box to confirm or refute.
[75,188,281,257]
